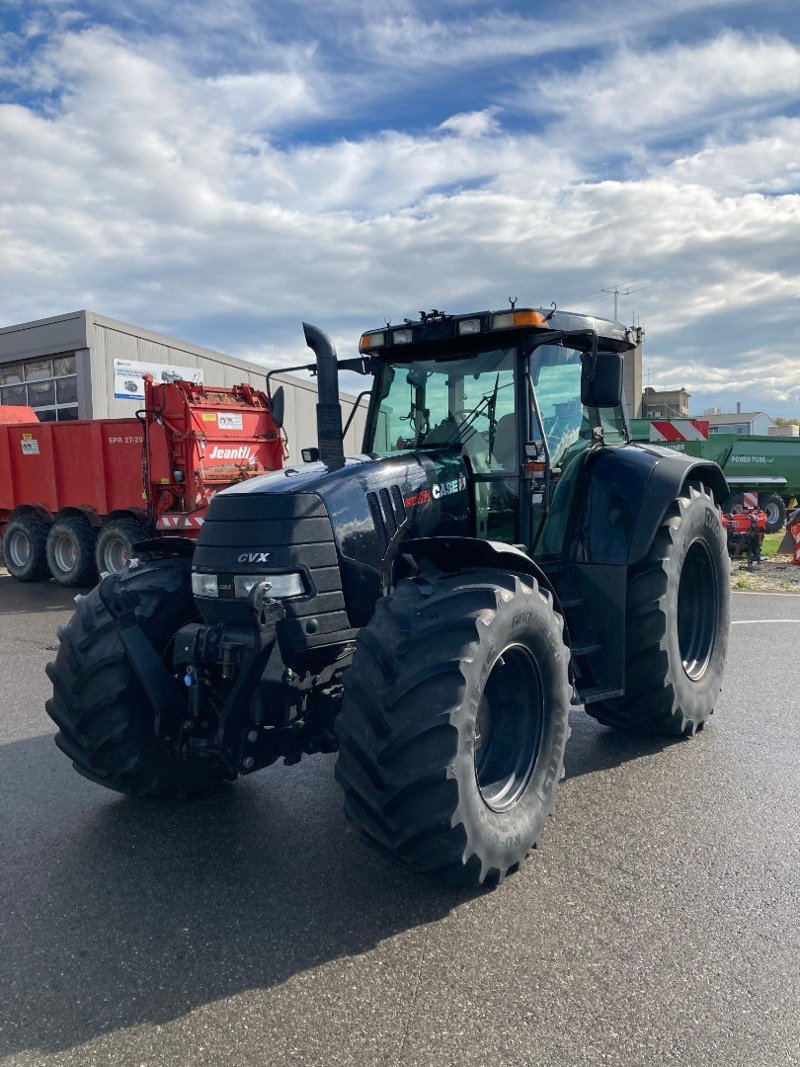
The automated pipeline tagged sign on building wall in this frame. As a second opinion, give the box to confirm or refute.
[113,358,203,400]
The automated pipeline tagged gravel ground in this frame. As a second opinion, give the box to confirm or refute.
[730,552,800,593]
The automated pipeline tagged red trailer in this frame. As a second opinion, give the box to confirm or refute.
[0,377,285,585]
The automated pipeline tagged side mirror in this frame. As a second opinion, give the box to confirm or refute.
[270,385,285,429]
[581,351,623,408]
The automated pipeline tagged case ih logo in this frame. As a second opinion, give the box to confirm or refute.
[405,474,466,508]
[209,445,254,461]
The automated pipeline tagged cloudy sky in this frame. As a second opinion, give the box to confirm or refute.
[1,0,799,416]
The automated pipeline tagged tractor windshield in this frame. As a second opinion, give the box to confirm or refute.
[370,348,518,473]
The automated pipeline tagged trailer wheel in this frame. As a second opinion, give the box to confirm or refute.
[587,482,730,736]
[95,517,151,575]
[723,493,744,515]
[335,567,571,887]
[2,512,51,582]
[46,515,98,587]
[759,493,786,534]
[45,556,227,797]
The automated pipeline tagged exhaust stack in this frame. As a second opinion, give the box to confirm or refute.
[302,322,345,468]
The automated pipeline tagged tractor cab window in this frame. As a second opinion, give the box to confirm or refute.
[371,348,519,541]
[530,345,587,468]
[373,348,517,474]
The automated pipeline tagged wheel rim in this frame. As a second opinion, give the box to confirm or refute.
[8,530,31,567]
[677,538,718,681]
[765,501,780,525]
[473,644,544,812]
[103,535,130,573]
[52,532,78,574]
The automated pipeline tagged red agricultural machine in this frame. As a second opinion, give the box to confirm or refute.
[722,505,767,571]
[1,377,285,585]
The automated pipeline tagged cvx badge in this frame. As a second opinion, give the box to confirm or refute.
[238,552,271,564]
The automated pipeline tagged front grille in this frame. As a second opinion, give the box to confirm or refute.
[192,491,357,651]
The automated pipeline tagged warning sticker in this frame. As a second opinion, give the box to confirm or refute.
[21,439,40,455]
[217,412,243,431]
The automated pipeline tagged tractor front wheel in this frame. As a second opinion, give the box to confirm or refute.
[335,567,571,887]
[587,482,730,736]
[46,556,229,797]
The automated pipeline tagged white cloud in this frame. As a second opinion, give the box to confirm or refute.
[1,8,799,418]
[522,31,800,139]
[439,109,498,138]
[666,116,800,195]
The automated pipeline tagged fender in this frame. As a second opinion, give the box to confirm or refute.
[569,443,728,567]
[393,536,576,691]
[394,534,561,606]
[133,536,196,559]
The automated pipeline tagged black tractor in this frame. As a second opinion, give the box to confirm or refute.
[46,305,730,887]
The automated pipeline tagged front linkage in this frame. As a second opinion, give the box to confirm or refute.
[96,551,341,779]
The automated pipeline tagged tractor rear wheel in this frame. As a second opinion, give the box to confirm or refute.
[45,556,228,797]
[586,482,729,736]
[335,567,571,887]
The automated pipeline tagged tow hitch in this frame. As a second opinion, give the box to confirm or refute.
[172,582,286,772]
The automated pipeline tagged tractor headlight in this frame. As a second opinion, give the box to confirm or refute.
[191,573,219,598]
[458,318,481,335]
[233,572,305,599]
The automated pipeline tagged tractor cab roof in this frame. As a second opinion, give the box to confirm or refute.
[359,306,638,360]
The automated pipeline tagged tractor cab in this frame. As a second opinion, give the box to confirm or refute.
[358,306,634,553]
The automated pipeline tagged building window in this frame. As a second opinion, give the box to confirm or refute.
[0,353,79,420]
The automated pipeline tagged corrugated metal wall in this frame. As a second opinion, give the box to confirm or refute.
[88,318,370,465]
[268,373,369,463]
[89,320,271,420]
[1,312,373,464]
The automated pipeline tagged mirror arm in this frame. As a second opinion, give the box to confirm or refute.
[342,390,372,439]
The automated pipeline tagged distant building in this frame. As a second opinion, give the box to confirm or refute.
[642,386,691,418]
[0,310,369,463]
[704,404,774,436]
[768,424,800,437]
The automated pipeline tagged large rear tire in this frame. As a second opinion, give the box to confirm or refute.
[335,567,571,887]
[45,557,229,797]
[586,482,730,736]
[2,512,51,581]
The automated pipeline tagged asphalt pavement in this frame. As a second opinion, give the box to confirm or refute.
[1,573,799,1067]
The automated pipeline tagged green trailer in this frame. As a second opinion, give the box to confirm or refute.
[630,421,800,532]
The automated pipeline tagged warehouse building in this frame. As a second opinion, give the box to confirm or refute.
[0,310,370,463]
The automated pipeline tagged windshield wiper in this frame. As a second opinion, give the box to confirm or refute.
[487,374,499,461]
[435,377,509,452]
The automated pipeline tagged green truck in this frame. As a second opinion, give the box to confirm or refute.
[630,421,800,532]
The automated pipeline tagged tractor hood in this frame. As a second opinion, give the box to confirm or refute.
[194,450,471,639]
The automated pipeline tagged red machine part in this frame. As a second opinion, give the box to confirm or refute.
[142,377,284,530]
[788,518,800,565]
[0,416,145,521]
[0,378,284,538]
[0,406,39,424]
[721,509,768,533]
